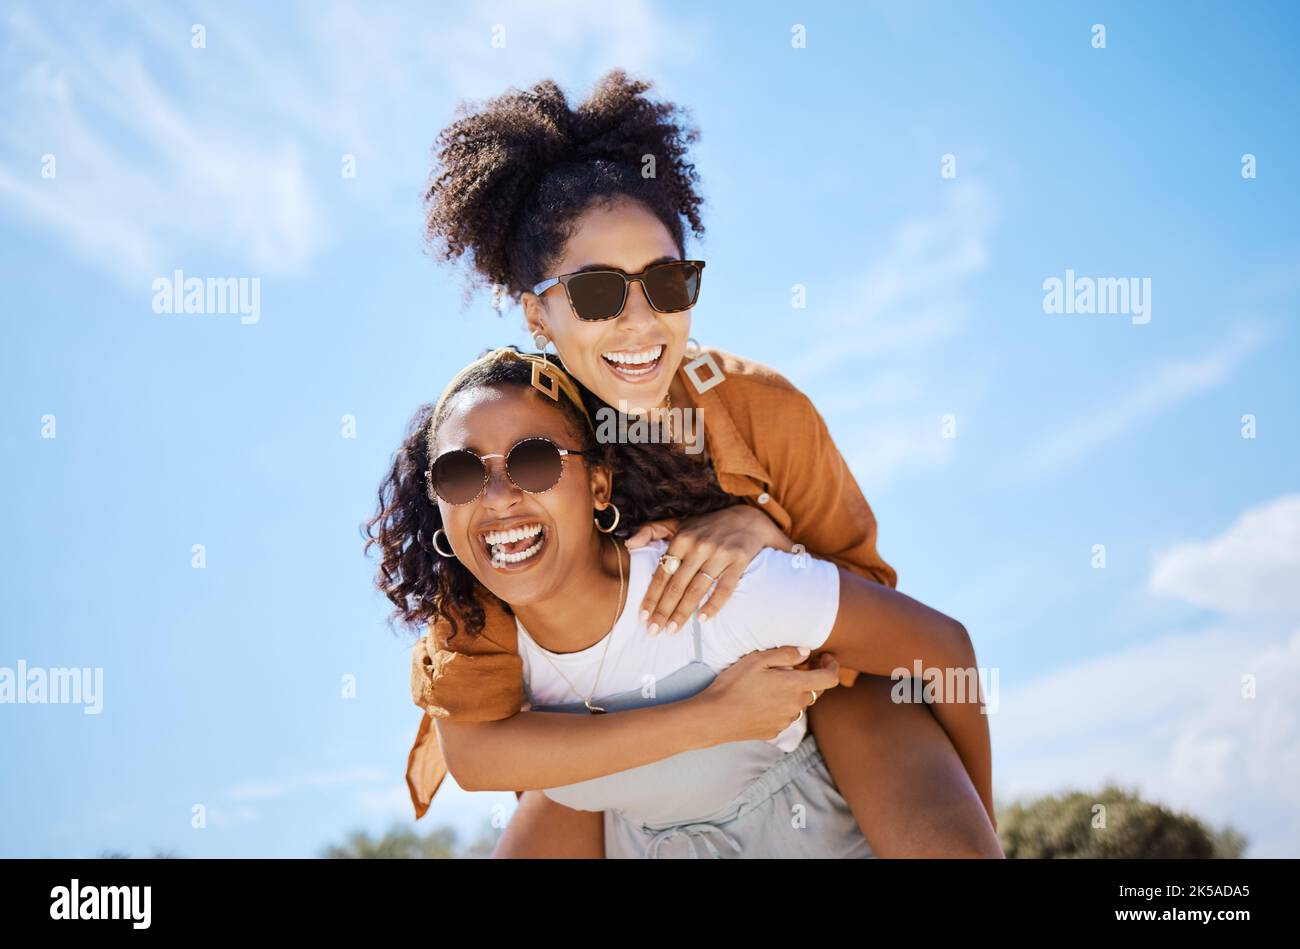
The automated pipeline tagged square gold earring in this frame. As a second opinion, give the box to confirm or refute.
[531,361,560,401]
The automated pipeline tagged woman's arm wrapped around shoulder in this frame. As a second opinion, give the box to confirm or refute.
[434,646,841,791]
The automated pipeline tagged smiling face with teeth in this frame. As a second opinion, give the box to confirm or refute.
[432,383,618,612]
[522,196,693,417]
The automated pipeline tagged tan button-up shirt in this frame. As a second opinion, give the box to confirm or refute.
[405,347,896,818]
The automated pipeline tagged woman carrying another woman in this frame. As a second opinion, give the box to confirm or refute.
[401,69,1000,856]
[370,347,995,857]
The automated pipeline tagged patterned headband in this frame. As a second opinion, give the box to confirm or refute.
[425,347,596,475]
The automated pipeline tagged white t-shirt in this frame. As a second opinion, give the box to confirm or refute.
[517,538,841,751]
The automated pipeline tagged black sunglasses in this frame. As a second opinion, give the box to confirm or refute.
[425,436,591,506]
[531,259,705,321]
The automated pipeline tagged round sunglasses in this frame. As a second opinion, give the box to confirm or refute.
[531,259,705,321]
[425,436,593,506]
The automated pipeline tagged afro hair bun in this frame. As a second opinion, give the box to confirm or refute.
[424,69,705,303]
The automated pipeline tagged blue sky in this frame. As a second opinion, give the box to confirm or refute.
[2,0,1297,857]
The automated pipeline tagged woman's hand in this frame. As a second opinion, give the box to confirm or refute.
[694,647,842,744]
[626,503,793,634]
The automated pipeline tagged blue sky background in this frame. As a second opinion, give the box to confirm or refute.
[2,0,1297,857]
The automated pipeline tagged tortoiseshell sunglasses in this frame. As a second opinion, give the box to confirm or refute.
[532,259,705,321]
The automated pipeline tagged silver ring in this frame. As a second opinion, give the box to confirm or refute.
[658,554,681,576]
[699,570,717,584]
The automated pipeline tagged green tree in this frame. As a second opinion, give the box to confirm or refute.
[320,819,499,859]
[996,784,1247,858]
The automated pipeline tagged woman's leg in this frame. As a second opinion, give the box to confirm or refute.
[492,790,606,858]
[809,673,1004,857]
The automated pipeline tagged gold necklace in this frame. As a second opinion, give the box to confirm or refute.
[531,536,625,714]
[661,390,674,442]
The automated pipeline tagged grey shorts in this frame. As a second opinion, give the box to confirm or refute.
[602,732,875,858]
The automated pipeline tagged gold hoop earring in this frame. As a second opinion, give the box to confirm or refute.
[595,503,620,534]
[431,528,457,558]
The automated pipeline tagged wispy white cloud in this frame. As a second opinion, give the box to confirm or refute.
[786,181,994,380]
[788,181,995,490]
[0,0,695,284]
[226,767,386,802]
[1013,327,1264,481]
[204,804,259,828]
[352,784,414,818]
[994,622,1300,857]
[994,494,1300,856]
[1150,494,1300,615]
[1,5,324,281]
[844,417,958,492]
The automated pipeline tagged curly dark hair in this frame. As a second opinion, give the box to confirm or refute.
[363,350,733,641]
[424,69,705,302]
